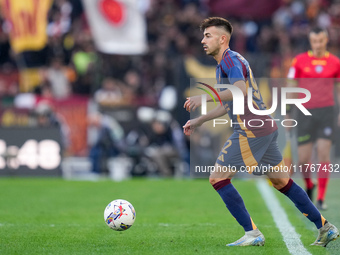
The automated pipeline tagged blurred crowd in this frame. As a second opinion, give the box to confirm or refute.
[1,0,340,103]
[1,0,340,176]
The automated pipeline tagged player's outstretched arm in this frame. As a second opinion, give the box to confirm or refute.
[183,104,227,136]
[183,81,246,112]
[183,118,201,136]
[216,80,247,101]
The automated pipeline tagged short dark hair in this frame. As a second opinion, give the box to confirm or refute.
[309,27,328,36]
[200,17,233,35]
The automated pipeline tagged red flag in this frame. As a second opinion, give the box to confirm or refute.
[82,0,148,55]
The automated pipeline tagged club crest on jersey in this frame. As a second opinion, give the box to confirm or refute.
[315,65,323,73]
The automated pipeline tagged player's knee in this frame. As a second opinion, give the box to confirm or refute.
[298,155,310,165]
[318,153,330,163]
[209,177,231,187]
[270,178,289,190]
[209,178,227,186]
[209,178,219,186]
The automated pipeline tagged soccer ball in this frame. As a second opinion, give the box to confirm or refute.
[104,199,136,231]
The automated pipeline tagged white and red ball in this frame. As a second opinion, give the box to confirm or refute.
[104,199,136,231]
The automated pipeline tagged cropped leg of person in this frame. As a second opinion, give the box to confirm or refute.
[296,109,317,200]
[316,138,332,210]
[145,145,178,177]
[268,170,324,229]
[89,145,103,174]
[268,169,339,246]
[210,163,265,246]
[313,106,335,210]
[298,142,314,200]
[264,130,338,247]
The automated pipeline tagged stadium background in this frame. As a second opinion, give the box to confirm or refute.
[0,0,339,178]
[1,1,340,254]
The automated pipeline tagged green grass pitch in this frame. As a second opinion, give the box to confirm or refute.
[0,177,339,254]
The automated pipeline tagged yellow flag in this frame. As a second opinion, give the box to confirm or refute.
[1,0,51,53]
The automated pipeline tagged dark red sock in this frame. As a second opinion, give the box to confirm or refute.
[279,178,293,194]
[301,163,314,189]
[212,179,231,191]
[317,162,330,201]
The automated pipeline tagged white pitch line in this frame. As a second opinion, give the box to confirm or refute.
[256,179,311,255]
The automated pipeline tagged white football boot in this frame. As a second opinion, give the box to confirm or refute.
[311,222,339,247]
[226,229,265,246]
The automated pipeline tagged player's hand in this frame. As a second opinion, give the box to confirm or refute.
[183,96,202,112]
[183,118,202,136]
